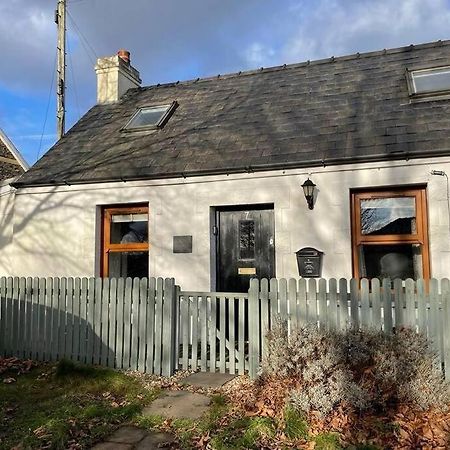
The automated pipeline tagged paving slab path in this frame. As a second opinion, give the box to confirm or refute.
[91,372,236,449]
[91,426,175,450]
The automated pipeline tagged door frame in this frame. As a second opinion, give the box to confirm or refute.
[211,203,275,292]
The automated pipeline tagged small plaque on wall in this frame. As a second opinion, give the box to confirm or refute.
[173,235,193,253]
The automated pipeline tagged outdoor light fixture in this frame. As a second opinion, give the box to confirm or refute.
[301,178,316,210]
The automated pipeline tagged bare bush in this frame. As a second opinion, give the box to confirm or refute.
[261,322,450,418]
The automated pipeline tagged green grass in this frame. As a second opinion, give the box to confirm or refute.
[284,405,308,440]
[0,359,158,450]
[314,432,343,450]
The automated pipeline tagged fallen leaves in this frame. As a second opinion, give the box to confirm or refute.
[0,357,36,380]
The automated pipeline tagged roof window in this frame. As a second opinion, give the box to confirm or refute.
[124,101,177,131]
[407,66,450,99]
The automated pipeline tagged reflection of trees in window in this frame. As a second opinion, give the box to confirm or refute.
[239,220,255,260]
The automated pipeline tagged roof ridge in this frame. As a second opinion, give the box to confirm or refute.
[131,39,450,93]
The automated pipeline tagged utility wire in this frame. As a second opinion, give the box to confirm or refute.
[67,36,82,119]
[67,9,98,65]
[37,50,58,161]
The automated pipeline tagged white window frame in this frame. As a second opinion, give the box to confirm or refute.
[406,66,450,101]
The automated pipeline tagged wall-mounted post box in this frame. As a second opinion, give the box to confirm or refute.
[295,247,324,278]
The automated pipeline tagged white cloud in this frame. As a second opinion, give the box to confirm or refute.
[279,0,450,64]
[243,42,276,67]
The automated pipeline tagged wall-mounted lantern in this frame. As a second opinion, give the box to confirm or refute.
[301,178,316,210]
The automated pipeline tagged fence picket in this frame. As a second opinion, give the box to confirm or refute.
[269,278,278,325]
[219,295,226,373]
[338,278,348,330]
[145,278,156,374]
[360,279,370,328]
[228,296,236,374]
[260,279,269,357]
[17,278,26,358]
[382,279,393,334]
[65,278,74,360]
[318,279,327,330]
[79,278,88,364]
[130,278,140,370]
[248,278,260,378]
[72,278,81,362]
[405,279,416,329]
[101,278,110,367]
[11,277,19,357]
[238,298,245,375]
[288,279,297,332]
[298,278,307,326]
[138,278,148,372]
[43,278,53,360]
[93,278,102,365]
[191,295,199,371]
[279,279,288,322]
[209,294,217,373]
[24,278,33,359]
[181,294,189,370]
[108,278,117,368]
[394,278,404,329]
[200,295,208,372]
[328,278,338,330]
[349,278,359,329]
[153,278,163,375]
[371,278,381,330]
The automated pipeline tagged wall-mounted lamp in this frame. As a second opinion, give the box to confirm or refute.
[301,178,316,210]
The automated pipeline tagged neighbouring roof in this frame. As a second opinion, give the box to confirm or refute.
[0,128,29,182]
[13,40,450,188]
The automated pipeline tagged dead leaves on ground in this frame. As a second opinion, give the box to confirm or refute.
[0,357,35,378]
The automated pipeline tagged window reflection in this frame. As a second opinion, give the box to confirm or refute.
[360,197,416,235]
[239,220,255,260]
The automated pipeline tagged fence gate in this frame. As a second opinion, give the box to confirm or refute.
[177,291,249,374]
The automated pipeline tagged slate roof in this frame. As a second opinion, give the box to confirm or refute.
[0,128,28,182]
[13,40,450,187]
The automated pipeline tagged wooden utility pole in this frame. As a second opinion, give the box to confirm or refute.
[55,0,66,140]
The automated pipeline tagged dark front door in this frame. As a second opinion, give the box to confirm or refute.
[216,205,275,292]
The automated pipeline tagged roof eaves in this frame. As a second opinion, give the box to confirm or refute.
[0,128,30,171]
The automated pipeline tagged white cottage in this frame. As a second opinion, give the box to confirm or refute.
[5,41,450,292]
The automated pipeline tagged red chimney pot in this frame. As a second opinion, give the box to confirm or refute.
[118,49,131,64]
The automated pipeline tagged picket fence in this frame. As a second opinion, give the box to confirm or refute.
[0,277,177,376]
[1,276,450,380]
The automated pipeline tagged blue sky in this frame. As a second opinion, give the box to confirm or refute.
[1,0,450,165]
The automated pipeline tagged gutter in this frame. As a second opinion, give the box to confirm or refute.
[10,149,450,189]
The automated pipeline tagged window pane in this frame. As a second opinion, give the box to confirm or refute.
[358,244,422,280]
[126,105,169,129]
[412,67,450,94]
[239,220,255,260]
[110,213,148,244]
[360,197,416,235]
[108,251,148,278]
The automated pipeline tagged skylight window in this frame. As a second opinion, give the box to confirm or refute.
[408,66,450,98]
[124,101,177,130]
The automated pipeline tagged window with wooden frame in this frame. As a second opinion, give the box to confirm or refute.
[351,187,430,280]
[101,205,149,278]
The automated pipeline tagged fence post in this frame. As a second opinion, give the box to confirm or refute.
[161,278,177,377]
[248,278,260,379]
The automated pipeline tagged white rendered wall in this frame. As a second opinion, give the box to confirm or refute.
[2,156,450,291]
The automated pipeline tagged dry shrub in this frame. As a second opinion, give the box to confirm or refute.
[262,321,450,418]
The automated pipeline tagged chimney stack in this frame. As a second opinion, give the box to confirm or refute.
[95,49,141,104]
